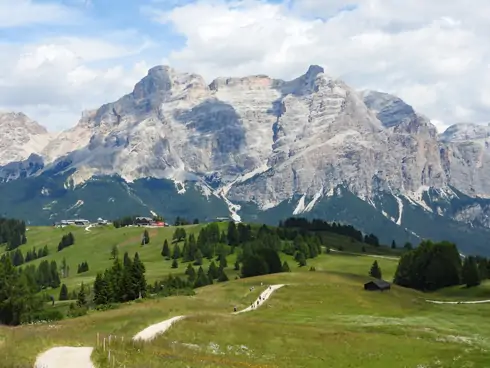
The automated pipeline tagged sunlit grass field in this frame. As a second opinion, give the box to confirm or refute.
[1,225,489,367]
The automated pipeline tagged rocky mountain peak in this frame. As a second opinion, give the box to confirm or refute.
[0,111,52,166]
[439,123,490,142]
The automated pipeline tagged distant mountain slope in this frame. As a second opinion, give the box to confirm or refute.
[1,65,490,255]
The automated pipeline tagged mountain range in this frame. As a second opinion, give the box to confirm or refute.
[2,65,490,255]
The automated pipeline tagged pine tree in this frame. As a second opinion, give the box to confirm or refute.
[369,261,382,279]
[59,284,69,301]
[162,240,170,258]
[172,244,181,259]
[132,253,147,298]
[227,221,239,245]
[194,266,209,288]
[50,260,61,288]
[185,264,196,283]
[123,252,131,267]
[296,252,307,267]
[141,230,150,245]
[193,249,203,265]
[234,261,240,271]
[217,267,229,282]
[111,244,119,260]
[403,242,413,250]
[182,239,191,262]
[77,283,87,308]
[207,261,219,280]
[282,261,291,272]
[391,240,397,249]
[462,256,481,288]
[171,259,178,269]
[93,273,109,305]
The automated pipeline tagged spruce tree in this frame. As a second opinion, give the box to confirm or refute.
[391,240,397,249]
[193,249,203,265]
[171,259,178,268]
[123,252,131,267]
[234,261,240,271]
[207,261,219,280]
[141,230,150,245]
[282,261,291,272]
[162,240,170,258]
[185,264,196,282]
[132,253,147,298]
[194,266,209,288]
[296,252,307,267]
[369,260,382,279]
[59,284,69,301]
[217,267,229,282]
[111,244,119,260]
[77,283,87,308]
[172,244,181,259]
[182,239,191,262]
[227,221,238,245]
[462,256,481,287]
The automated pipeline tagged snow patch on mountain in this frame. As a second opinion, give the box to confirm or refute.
[304,186,324,212]
[293,195,306,215]
[404,186,433,213]
[395,196,404,225]
[67,200,84,212]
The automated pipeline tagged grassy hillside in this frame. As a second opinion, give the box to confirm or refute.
[0,223,399,297]
[1,270,490,367]
[2,223,489,367]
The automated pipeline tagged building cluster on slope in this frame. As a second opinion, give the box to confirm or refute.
[54,218,110,227]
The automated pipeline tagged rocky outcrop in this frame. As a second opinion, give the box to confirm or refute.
[0,112,53,166]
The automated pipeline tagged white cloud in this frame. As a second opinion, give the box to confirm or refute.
[148,0,490,132]
[0,0,82,27]
[0,37,152,131]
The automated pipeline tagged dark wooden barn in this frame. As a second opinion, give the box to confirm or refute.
[364,279,391,291]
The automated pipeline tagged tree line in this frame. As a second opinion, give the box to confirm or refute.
[0,218,27,250]
[0,255,65,325]
[1,245,49,267]
[57,232,75,251]
[394,240,490,291]
[92,252,147,305]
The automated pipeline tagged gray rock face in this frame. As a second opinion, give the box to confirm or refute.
[0,112,52,166]
[2,65,490,227]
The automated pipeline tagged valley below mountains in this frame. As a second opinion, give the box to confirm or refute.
[2,65,490,255]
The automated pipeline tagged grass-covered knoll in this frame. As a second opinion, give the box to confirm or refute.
[0,221,399,297]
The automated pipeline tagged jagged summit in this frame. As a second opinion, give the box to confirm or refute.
[0,111,53,166]
[440,122,490,142]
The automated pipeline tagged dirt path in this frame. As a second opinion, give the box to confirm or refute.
[34,347,94,368]
[234,284,285,314]
[330,249,399,260]
[426,299,490,304]
[132,284,285,341]
[117,229,158,248]
[33,284,285,367]
[133,315,186,342]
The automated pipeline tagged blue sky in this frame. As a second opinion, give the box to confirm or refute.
[0,0,489,131]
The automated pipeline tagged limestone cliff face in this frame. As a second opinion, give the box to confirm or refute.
[2,65,490,226]
[0,112,52,166]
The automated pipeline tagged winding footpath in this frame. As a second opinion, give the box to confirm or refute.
[33,284,285,367]
[426,299,490,305]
